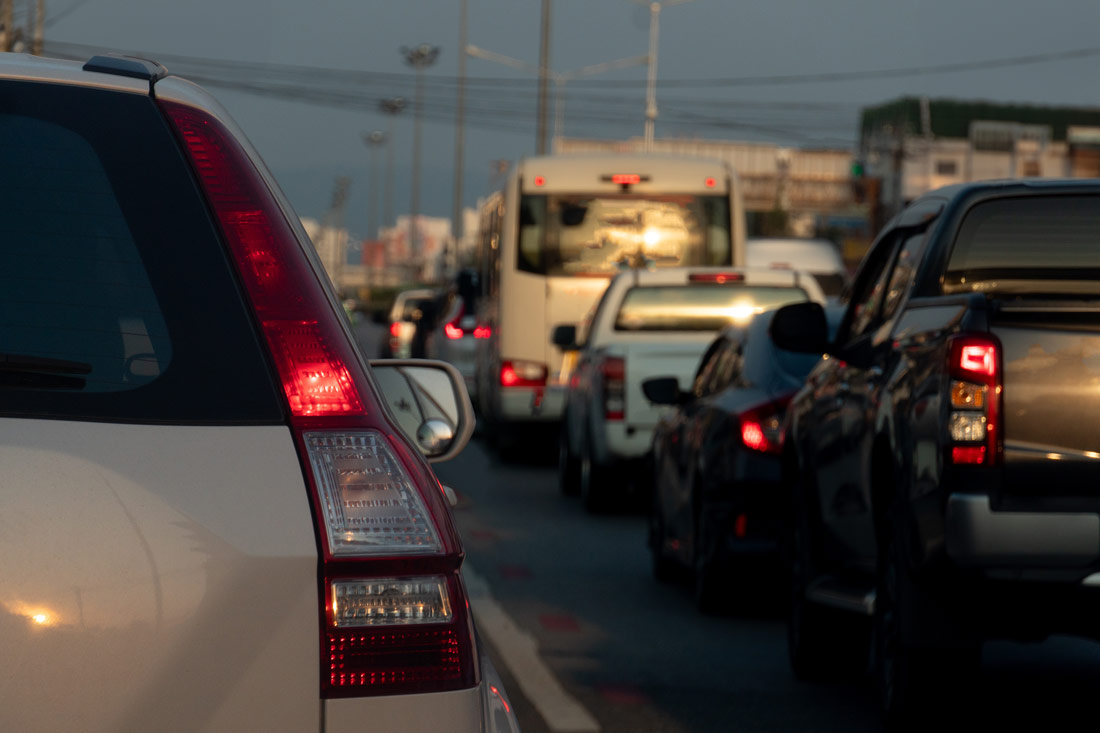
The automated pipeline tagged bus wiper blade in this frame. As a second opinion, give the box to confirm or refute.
[0,352,93,375]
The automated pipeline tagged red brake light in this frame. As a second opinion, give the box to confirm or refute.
[611,174,642,185]
[162,100,476,697]
[947,335,1002,466]
[690,272,745,284]
[601,356,626,421]
[738,395,791,455]
[444,322,464,340]
[389,321,401,338]
[473,325,491,339]
[501,360,547,387]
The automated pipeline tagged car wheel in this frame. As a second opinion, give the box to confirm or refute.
[579,434,608,513]
[874,519,979,730]
[649,481,678,583]
[559,423,581,496]
[787,473,867,680]
[693,494,728,614]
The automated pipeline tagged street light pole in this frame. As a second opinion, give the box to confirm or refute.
[451,0,468,278]
[634,0,693,151]
[378,97,406,235]
[402,43,440,267]
[536,0,551,154]
[362,130,386,242]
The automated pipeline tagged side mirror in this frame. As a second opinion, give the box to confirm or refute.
[642,376,687,406]
[551,323,578,350]
[769,301,828,354]
[369,359,475,463]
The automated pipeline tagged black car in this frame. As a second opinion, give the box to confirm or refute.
[644,309,824,612]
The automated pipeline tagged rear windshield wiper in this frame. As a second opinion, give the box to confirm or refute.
[0,352,92,390]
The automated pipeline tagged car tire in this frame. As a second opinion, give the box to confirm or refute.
[874,518,980,730]
[649,482,678,583]
[787,473,867,680]
[693,493,728,615]
[579,434,609,513]
[559,423,581,496]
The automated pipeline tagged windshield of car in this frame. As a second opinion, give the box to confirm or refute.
[518,193,731,276]
[945,195,1100,295]
[613,285,808,332]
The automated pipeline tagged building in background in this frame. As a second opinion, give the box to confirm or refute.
[859,97,1100,220]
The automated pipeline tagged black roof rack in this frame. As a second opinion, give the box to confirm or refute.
[83,54,167,93]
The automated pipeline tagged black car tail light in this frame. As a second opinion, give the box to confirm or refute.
[946,335,1002,466]
[161,100,477,697]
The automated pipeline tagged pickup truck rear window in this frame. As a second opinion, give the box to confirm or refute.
[0,80,283,423]
[946,195,1100,295]
[614,285,807,332]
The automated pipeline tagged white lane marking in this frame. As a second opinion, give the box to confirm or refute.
[464,564,602,733]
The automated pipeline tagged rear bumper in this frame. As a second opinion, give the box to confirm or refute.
[945,493,1100,568]
[497,384,564,422]
[602,422,656,463]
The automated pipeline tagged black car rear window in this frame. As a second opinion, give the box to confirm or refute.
[0,80,283,423]
[945,195,1100,296]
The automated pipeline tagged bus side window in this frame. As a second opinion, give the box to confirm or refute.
[518,196,545,274]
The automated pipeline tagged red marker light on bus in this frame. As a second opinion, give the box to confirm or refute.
[534,176,546,186]
[705,177,717,188]
[611,174,642,185]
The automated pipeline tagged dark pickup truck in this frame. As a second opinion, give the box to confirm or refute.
[772,180,1100,726]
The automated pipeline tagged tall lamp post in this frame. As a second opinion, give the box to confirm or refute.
[378,97,406,236]
[633,0,694,151]
[401,43,440,266]
[362,130,386,243]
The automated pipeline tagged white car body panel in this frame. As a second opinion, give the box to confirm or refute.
[0,420,319,732]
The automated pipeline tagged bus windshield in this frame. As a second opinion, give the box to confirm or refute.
[517,193,731,277]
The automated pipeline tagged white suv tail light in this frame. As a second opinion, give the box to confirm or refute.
[163,100,477,698]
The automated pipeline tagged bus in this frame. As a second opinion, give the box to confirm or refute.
[473,153,747,440]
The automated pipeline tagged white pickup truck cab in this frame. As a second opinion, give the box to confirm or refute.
[555,267,825,511]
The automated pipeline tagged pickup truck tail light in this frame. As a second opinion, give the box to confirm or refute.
[601,356,626,421]
[444,303,466,339]
[739,394,792,455]
[947,335,1002,466]
[163,100,476,697]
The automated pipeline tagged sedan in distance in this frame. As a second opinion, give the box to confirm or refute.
[644,307,826,612]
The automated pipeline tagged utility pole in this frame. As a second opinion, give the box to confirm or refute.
[378,97,406,236]
[362,130,386,242]
[402,43,440,263]
[634,0,694,150]
[536,0,551,154]
[451,0,468,278]
[32,0,43,55]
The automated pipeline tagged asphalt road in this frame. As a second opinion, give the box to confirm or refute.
[354,317,1100,732]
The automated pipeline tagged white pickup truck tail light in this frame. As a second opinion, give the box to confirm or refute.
[601,356,626,421]
[163,100,476,698]
[947,335,1002,466]
[501,359,547,387]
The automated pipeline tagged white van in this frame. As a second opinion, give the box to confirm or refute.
[746,237,850,301]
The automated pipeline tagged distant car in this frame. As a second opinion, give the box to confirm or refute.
[746,237,850,301]
[555,266,825,512]
[384,287,438,358]
[0,52,517,733]
[644,306,839,612]
[426,269,482,399]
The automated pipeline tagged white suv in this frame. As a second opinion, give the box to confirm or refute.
[0,53,516,733]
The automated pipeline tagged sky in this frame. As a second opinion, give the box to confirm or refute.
[36,0,1100,240]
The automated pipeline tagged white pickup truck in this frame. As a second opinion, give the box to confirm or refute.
[554,266,825,511]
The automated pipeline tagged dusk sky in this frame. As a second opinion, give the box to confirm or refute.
[38,0,1100,237]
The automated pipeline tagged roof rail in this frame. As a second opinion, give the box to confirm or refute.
[83,54,167,94]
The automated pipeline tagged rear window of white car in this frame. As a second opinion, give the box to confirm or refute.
[0,80,283,423]
[613,285,808,332]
